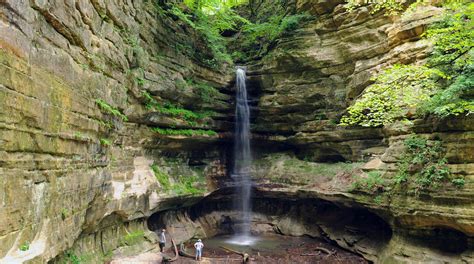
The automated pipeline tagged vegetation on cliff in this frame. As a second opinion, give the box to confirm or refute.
[163,0,311,64]
[351,135,465,196]
[341,1,473,127]
[151,161,206,195]
[395,135,464,191]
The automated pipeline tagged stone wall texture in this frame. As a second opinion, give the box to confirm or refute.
[0,0,232,262]
[0,0,473,263]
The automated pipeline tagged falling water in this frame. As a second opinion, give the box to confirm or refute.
[229,67,255,245]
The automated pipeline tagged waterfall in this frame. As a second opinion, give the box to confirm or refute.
[229,67,255,245]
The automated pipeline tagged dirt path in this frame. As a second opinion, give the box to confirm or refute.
[109,252,162,264]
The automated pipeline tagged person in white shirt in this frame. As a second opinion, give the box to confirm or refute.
[158,229,166,252]
[194,239,204,261]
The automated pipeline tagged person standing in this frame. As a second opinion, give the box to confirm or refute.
[194,239,204,261]
[158,229,166,252]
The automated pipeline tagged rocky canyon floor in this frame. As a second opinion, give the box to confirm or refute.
[110,235,367,264]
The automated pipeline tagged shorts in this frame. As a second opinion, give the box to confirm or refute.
[159,242,165,252]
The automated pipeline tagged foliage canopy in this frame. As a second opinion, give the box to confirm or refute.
[341,1,473,127]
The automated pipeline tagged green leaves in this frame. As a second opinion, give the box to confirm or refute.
[340,65,445,127]
[342,1,473,127]
[424,2,474,71]
[95,99,128,122]
[344,0,404,15]
[151,165,171,191]
[237,13,311,60]
[169,1,250,67]
[395,135,457,193]
[151,127,217,136]
[184,0,248,13]
[142,91,210,125]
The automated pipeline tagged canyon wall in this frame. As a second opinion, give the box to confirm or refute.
[0,0,472,263]
[244,1,474,262]
[0,0,232,262]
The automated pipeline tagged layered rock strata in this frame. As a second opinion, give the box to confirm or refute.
[0,0,472,263]
[0,0,232,262]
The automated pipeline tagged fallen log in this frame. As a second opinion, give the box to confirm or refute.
[162,234,180,262]
[179,244,242,262]
[219,246,250,262]
[300,253,320,256]
[315,247,332,255]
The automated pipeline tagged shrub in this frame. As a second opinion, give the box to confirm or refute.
[344,0,404,15]
[237,13,311,60]
[352,171,385,193]
[340,65,445,127]
[396,135,453,192]
[342,1,473,126]
[452,178,465,188]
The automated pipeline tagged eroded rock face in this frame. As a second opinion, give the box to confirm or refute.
[149,186,474,263]
[1,0,473,263]
[0,0,231,262]
[248,2,442,162]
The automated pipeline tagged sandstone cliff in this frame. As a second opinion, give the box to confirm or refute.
[0,0,472,263]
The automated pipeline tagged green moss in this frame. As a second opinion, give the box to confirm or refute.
[120,231,145,246]
[171,174,206,195]
[61,208,70,220]
[73,132,86,140]
[59,248,113,263]
[151,165,171,191]
[19,242,30,251]
[352,171,386,192]
[99,138,112,146]
[374,195,383,204]
[151,127,217,137]
[254,154,362,185]
[236,13,312,60]
[64,251,81,264]
[96,99,128,122]
[142,91,210,125]
[152,157,207,195]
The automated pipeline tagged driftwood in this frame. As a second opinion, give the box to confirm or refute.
[300,253,320,256]
[179,244,241,262]
[220,246,250,262]
[315,247,332,255]
[178,243,194,258]
[162,235,180,263]
[300,247,335,258]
